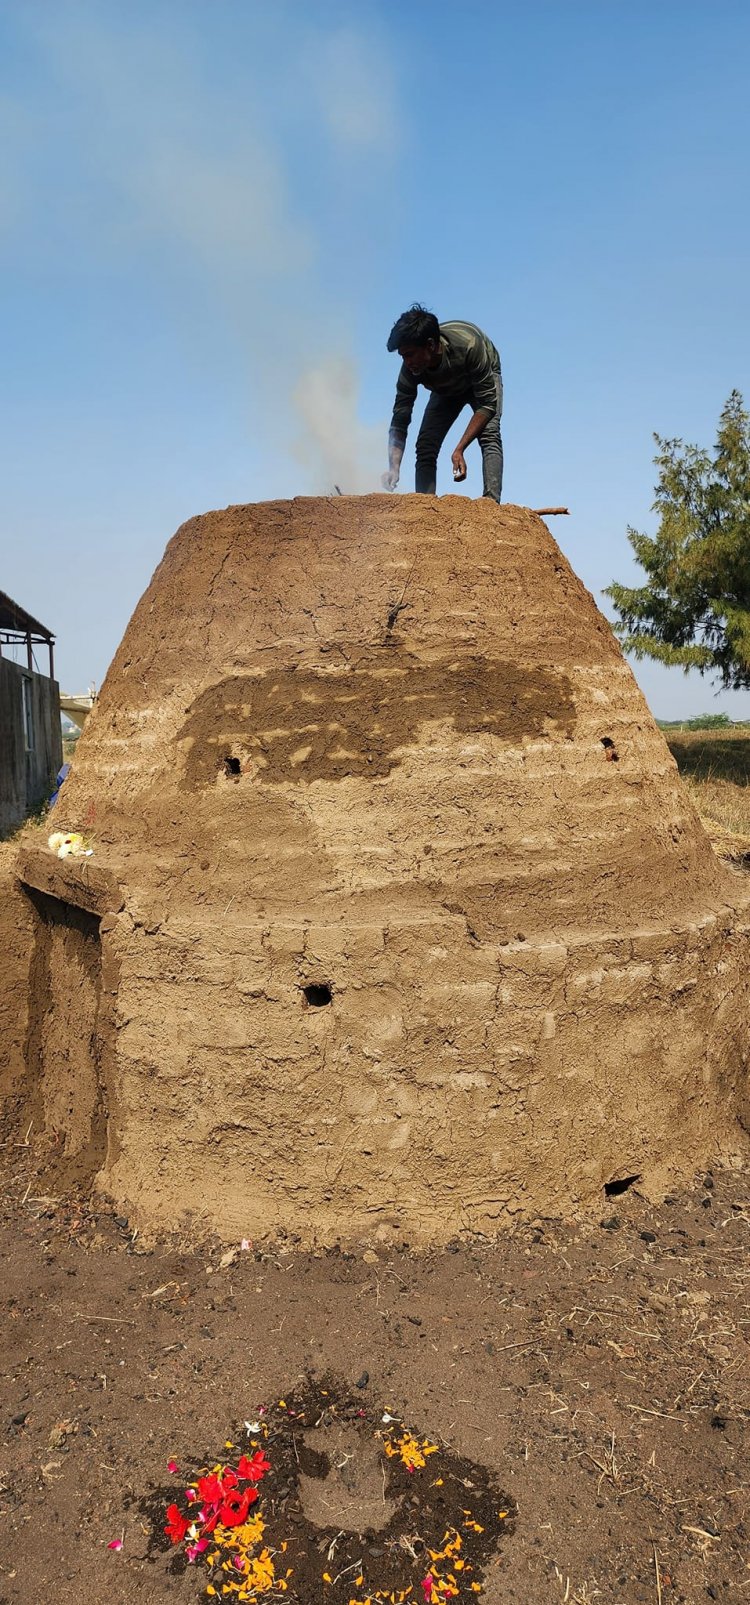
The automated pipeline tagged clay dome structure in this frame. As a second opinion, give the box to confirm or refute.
[5,496,750,1244]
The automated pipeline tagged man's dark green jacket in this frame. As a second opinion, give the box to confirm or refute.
[390,320,501,439]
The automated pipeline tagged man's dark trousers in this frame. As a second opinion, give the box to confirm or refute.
[414,371,503,501]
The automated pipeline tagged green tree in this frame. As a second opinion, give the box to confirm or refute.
[606,390,750,689]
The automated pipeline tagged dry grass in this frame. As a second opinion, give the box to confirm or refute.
[666,727,750,863]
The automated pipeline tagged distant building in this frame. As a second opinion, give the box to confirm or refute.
[0,590,62,836]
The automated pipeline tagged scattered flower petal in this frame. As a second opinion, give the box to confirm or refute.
[237,1450,271,1482]
[107,1538,123,1551]
[158,1398,499,1600]
[218,1486,258,1526]
[186,1538,209,1562]
[164,1503,189,1544]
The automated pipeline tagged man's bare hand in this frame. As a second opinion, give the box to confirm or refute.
[381,467,400,490]
[451,447,467,482]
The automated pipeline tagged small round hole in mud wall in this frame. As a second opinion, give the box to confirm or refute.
[303,983,333,1008]
[223,755,241,777]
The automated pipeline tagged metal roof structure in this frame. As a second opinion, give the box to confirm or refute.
[0,589,54,640]
[0,588,56,678]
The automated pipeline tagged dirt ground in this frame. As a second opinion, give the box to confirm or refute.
[2,1155,749,1605]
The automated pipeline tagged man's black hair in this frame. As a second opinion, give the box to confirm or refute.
[386,304,440,353]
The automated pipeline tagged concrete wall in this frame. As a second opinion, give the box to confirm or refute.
[0,658,62,837]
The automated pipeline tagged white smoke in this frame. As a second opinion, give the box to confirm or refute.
[292,356,383,493]
[307,28,397,153]
[12,4,397,494]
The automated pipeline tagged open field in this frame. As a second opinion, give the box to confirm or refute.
[665,727,750,864]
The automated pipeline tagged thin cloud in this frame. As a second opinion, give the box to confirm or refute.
[3,3,400,491]
[25,5,311,275]
[310,26,398,153]
[136,141,309,275]
[0,94,32,241]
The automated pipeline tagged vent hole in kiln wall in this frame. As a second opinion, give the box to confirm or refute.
[603,1173,641,1198]
[303,983,333,1008]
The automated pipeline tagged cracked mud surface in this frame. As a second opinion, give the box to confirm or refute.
[178,655,574,787]
[4,499,749,1246]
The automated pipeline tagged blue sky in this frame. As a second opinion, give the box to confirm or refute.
[1,0,749,717]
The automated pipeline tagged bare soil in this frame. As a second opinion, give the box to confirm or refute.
[2,1156,749,1605]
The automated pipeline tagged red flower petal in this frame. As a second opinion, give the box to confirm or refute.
[217,1487,258,1527]
[164,1503,189,1544]
[197,1474,223,1508]
[237,1450,271,1482]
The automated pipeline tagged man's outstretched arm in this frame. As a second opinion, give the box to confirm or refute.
[383,428,406,489]
[383,366,417,489]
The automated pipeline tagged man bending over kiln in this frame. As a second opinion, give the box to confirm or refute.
[382,304,503,501]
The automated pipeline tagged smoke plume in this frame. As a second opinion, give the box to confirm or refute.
[12,4,398,494]
[292,356,383,493]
